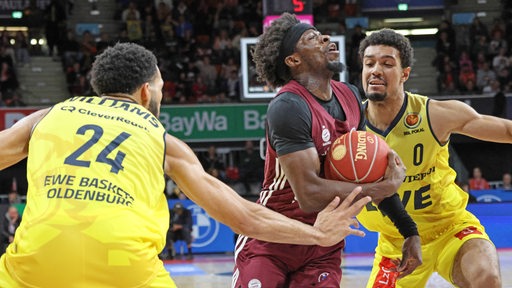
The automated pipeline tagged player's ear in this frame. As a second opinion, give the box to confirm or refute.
[401,67,411,82]
[140,82,151,108]
[285,54,301,68]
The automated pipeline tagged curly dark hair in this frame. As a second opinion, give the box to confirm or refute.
[252,12,299,88]
[90,42,158,96]
[358,28,414,68]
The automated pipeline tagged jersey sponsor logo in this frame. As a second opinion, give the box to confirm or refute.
[372,256,399,288]
[60,105,150,132]
[67,96,161,128]
[366,183,432,212]
[454,226,483,240]
[44,174,135,207]
[248,279,262,288]
[318,272,330,282]
[403,166,436,183]
[187,204,220,248]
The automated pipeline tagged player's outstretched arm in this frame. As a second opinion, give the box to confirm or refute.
[429,99,512,143]
[0,108,49,170]
[163,133,371,246]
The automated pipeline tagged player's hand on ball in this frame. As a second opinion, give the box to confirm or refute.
[383,150,407,196]
[314,186,371,247]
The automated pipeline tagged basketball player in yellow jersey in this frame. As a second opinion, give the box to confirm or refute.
[357,29,510,288]
[0,43,372,288]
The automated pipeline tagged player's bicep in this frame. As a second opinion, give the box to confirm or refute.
[0,108,49,170]
[278,147,323,204]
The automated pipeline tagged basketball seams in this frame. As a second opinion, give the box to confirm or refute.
[359,134,379,182]
[348,129,360,183]
[325,130,388,184]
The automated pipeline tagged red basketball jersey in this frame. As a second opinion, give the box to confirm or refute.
[258,80,362,224]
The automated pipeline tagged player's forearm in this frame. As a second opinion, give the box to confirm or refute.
[239,201,324,245]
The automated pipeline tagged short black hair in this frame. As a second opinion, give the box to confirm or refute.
[358,28,414,68]
[252,12,299,88]
[90,42,158,96]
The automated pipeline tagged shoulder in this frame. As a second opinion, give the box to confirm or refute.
[268,92,310,120]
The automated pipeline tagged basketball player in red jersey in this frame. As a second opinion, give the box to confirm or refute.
[232,13,421,287]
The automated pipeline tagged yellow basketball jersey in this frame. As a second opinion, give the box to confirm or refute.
[5,96,170,287]
[357,93,468,242]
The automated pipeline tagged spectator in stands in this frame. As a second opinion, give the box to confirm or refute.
[238,140,263,194]
[225,69,239,101]
[461,79,480,95]
[458,49,473,70]
[492,47,509,73]
[458,62,476,91]
[435,30,456,63]
[437,20,456,47]
[469,17,489,51]
[121,1,141,22]
[191,75,208,102]
[173,0,190,21]
[13,32,30,67]
[1,206,21,255]
[469,166,491,190]
[488,29,507,59]
[499,172,512,190]
[476,61,497,91]
[174,14,193,42]
[66,61,87,95]
[96,32,113,54]
[196,56,217,94]
[44,0,66,57]
[0,62,19,100]
[439,61,458,94]
[169,202,193,260]
[471,37,489,64]
[60,29,82,68]
[155,1,171,24]
[79,30,97,71]
[7,191,21,205]
[200,145,226,181]
[497,66,512,88]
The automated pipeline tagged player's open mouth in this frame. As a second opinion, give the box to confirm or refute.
[368,79,386,86]
[328,43,338,52]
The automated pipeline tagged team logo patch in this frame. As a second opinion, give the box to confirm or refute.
[404,112,421,129]
[318,272,330,282]
[322,126,331,142]
[454,226,483,240]
[248,279,262,288]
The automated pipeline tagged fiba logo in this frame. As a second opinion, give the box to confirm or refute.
[187,204,220,247]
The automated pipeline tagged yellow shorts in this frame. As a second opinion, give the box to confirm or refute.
[0,254,177,288]
[366,211,492,288]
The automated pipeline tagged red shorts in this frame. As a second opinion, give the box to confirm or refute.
[232,235,345,288]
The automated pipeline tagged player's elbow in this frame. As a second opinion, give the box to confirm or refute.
[294,185,324,213]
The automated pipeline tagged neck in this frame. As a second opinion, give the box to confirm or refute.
[366,91,406,131]
[294,74,333,101]
[101,93,138,104]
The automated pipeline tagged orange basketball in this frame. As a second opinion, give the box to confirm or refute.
[324,130,390,183]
